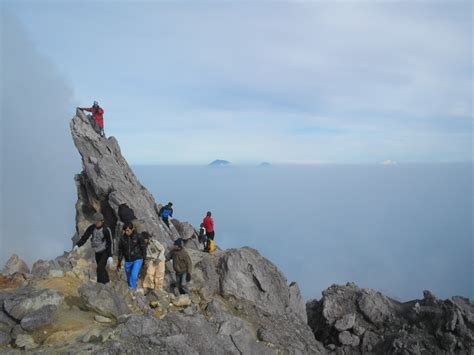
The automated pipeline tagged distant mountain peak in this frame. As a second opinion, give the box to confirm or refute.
[381,160,398,166]
[209,159,231,166]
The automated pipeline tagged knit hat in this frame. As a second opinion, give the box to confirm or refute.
[174,238,184,248]
[92,212,104,223]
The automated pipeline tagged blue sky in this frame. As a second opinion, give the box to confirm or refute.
[3,1,473,165]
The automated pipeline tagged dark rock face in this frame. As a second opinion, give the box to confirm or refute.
[306,283,474,354]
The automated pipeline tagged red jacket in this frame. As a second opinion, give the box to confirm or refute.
[81,106,104,128]
[203,216,214,233]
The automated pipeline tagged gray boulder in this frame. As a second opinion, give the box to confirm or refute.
[357,289,394,326]
[2,254,29,275]
[78,282,131,319]
[15,333,37,350]
[288,281,308,323]
[3,288,63,321]
[31,259,54,276]
[0,311,16,333]
[338,330,360,346]
[218,247,307,321]
[20,305,57,331]
[0,330,11,346]
[334,313,356,331]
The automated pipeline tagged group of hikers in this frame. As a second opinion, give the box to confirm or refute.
[73,202,216,295]
[73,101,217,294]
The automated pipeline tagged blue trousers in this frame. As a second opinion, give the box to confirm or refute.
[124,259,143,289]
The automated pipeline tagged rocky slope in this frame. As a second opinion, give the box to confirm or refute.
[0,109,472,354]
[307,283,473,354]
[0,109,323,354]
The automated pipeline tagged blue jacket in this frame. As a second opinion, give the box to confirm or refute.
[159,206,173,218]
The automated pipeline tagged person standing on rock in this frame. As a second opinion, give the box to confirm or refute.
[203,211,215,253]
[73,212,114,284]
[141,232,166,291]
[78,101,105,137]
[166,238,192,295]
[116,222,147,290]
[158,202,173,229]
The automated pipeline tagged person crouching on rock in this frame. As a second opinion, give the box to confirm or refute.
[166,238,192,295]
[73,212,113,284]
[78,101,105,137]
[158,202,173,229]
[116,222,147,290]
[141,232,166,292]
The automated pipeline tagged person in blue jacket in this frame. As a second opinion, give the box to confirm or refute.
[159,202,173,229]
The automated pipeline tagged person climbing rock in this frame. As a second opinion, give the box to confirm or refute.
[117,222,147,290]
[203,211,215,253]
[141,231,166,291]
[78,101,105,137]
[73,212,113,284]
[166,238,192,295]
[158,202,173,229]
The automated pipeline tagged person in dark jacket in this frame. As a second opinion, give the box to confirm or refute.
[117,222,147,289]
[166,238,192,294]
[158,202,173,229]
[78,101,105,137]
[73,212,113,284]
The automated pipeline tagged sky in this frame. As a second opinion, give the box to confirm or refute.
[1,0,472,165]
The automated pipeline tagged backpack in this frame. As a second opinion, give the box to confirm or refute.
[118,204,137,222]
[91,227,113,253]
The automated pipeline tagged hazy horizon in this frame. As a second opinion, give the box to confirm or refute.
[0,162,471,302]
[133,163,472,301]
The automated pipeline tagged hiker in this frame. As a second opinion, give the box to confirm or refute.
[158,202,173,229]
[118,203,142,233]
[166,238,192,295]
[198,223,206,245]
[78,101,105,137]
[116,222,147,290]
[73,212,113,284]
[203,211,215,253]
[141,232,166,291]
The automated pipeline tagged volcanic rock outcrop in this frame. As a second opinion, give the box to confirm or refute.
[0,109,471,354]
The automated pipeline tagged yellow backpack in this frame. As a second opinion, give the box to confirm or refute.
[209,239,216,253]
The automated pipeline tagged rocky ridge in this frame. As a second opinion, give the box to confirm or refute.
[0,109,472,354]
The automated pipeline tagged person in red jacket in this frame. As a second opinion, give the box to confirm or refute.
[79,101,105,137]
[202,211,215,253]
